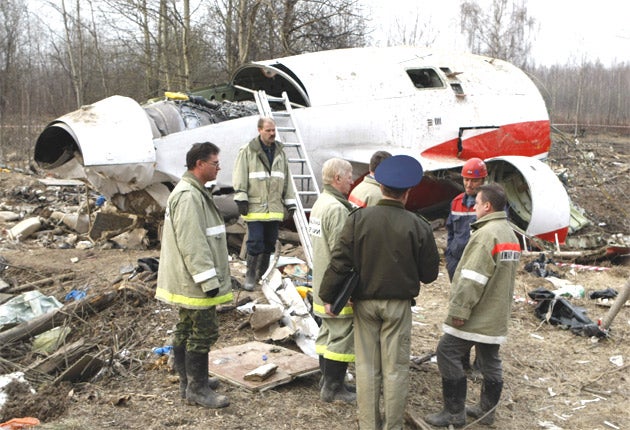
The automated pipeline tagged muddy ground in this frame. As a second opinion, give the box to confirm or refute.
[0,131,628,430]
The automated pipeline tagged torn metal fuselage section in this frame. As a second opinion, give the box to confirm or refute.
[33,46,572,243]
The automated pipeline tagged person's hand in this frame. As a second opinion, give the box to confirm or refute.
[286,204,296,218]
[451,317,465,327]
[324,303,337,317]
[236,201,248,216]
[201,278,220,297]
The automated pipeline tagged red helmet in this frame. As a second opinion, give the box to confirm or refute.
[461,158,488,178]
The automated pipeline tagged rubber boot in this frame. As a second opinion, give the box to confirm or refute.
[255,253,271,282]
[318,355,326,389]
[185,351,229,409]
[243,254,259,291]
[320,359,356,403]
[319,357,355,393]
[466,379,503,425]
[425,377,467,428]
[173,345,220,399]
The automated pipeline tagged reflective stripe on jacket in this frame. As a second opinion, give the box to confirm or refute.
[155,172,233,309]
[348,175,382,208]
[232,137,296,222]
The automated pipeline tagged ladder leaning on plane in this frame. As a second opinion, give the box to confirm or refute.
[253,90,320,269]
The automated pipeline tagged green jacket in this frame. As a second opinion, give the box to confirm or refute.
[308,185,353,317]
[232,137,296,222]
[155,172,234,309]
[320,199,440,302]
[443,211,521,344]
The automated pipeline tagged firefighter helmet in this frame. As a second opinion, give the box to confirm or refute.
[461,158,488,178]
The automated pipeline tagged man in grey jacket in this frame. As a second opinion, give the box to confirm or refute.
[426,183,521,428]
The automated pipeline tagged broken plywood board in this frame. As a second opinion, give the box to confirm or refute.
[207,341,318,392]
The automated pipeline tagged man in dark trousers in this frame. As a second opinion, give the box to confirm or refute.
[445,157,488,373]
[319,155,440,430]
[425,183,521,428]
[232,117,297,290]
[155,142,233,409]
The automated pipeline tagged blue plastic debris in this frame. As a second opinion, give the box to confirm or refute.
[152,346,173,356]
[64,290,87,302]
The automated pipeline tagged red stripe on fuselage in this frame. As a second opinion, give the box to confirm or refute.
[421,120,551,160]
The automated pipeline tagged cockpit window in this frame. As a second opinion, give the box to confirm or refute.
[406,68,443,89]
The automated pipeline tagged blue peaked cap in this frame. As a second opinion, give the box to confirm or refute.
[374,155,424,189]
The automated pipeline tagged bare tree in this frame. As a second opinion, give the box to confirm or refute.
[206,0,366,76]
[59,0,84,107]
[460,0,535,67]
[1,1,24,115]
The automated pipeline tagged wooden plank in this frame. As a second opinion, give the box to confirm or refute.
[26,339,88,375]
[207,341,318,392]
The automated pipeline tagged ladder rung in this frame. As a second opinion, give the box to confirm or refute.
[266,95,284,103]
[273,112,290,117]
[292,174,311,179]
[276,126,296,132]
[283,143,300,148]
[289,158,306,163]
[298,191,318,196]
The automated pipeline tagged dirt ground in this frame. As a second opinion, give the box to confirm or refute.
[0,131,628,430]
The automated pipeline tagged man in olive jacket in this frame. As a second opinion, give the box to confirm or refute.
[426,183,521,428]
[156,142,233,409]
[320,155,440,430]
[309,158,355,404]
[233,117,297,290]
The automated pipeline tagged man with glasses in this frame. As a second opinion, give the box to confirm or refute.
[156,142,233,409]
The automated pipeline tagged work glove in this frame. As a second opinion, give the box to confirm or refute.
[200,278,220,297]
[235,201,248,216]
[286,204,297,218]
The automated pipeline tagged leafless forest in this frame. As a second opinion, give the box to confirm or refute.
[1,0,628,168]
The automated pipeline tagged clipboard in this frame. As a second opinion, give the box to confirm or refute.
[330,270,360,315]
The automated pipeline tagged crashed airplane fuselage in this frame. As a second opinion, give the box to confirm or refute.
[34,46,569,243]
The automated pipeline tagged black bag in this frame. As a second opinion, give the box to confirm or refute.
[330,270,360,315]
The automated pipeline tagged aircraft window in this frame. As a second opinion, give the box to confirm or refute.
[406,69,443,89]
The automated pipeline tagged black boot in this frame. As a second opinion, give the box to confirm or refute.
[243,254,259,291]
[320,359,356,403]
[255,253,271,282]
[425,377,467,428]
[319,357,355,393]
[466,379,503,425]
[318,355,326,389]
[185,351,229,409]
[173,345,220,399]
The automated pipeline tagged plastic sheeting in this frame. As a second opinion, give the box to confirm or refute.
[0,290,63,330]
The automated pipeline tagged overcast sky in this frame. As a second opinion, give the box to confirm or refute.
[361,0,630,66]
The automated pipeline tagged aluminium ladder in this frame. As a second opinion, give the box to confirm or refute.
[253,90,320,269]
